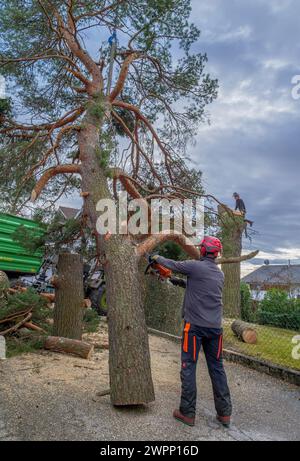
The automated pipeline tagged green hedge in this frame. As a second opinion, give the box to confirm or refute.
[240,285,300,330]
[258,289,300,330]
[240,282,256,322]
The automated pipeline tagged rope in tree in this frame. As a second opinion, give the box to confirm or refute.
[106,30,117,95]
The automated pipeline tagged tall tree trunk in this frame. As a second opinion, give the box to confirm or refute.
[105,236,155,405]
[53,253,84,340]
[78,108,155,405]
[218,206,244,318]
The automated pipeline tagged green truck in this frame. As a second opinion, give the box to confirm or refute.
[0,213,44,275]
[0,212,107,314]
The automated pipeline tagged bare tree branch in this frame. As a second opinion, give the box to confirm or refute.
[217,250,259,265]
[136,232,259,266]
[136,232,200,259]
[109,52,143,101]
[31,164,81,202]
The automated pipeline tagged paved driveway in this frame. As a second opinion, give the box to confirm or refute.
[0,330,299,441]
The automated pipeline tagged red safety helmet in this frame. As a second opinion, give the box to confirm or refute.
[199,236,222,258]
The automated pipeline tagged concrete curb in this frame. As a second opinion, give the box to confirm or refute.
[148,327,300,387]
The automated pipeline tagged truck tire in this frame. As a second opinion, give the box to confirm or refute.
[89,285,107,316]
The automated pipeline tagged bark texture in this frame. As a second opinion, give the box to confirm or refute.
[219,206,245,318]
[105,236,155,405]
[78,111,155,405]
[53,253,84,340]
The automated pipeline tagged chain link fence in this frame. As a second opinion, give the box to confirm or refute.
[222,283,300,371]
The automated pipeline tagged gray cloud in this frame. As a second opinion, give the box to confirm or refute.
[190,0,300,263]
[59,1,299,265]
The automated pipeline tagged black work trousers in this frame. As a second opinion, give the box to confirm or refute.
[180,322,232,418]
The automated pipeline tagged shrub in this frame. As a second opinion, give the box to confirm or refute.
[258,289,300,330]
[240,282,257,322]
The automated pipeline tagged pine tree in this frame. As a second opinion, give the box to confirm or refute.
[0,1,256,404]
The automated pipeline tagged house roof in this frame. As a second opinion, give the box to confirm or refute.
[58,206,80,220]
[242,264,300,286]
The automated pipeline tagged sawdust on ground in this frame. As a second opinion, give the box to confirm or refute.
[0,318,299,441]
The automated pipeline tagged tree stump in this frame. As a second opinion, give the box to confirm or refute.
[218,206,245,318]
[44,336,94,359]
[231,320,257,344]
[53,253,84,340]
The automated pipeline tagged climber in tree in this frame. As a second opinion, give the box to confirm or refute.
[233,192,246,215]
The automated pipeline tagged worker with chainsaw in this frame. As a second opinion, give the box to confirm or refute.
[150,236,232,427]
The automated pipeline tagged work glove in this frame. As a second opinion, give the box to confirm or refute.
[148,253,159,263]
[170,276,186,289]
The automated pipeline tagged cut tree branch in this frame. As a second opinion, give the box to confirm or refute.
[136,232,200,260]
[216,250,259,265]
[110,167,143,200]
[136,232,259,265]
[31,164,81,202]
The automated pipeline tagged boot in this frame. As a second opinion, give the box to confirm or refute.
[173,409,195,427]
[217,414,231,428]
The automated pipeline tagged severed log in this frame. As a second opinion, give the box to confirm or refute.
[8,286,27,294]
[44,336,94,360]
[231,320,257,344]
[83,298,92,308]
[23,322,46,333]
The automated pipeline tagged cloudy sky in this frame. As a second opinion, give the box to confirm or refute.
[189,0,300,268]
[59,0,299,271]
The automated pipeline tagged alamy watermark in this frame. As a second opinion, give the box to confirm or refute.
[291,75,300,100]
[95,192,204,244]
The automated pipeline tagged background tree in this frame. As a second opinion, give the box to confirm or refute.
[0,0,257,405]
[218,205,245,318]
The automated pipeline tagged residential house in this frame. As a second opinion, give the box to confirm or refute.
[242,264,300,299]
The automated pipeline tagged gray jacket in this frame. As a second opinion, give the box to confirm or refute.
[156,255,224,328]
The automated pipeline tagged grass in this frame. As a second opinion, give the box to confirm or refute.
[223,319,300,371]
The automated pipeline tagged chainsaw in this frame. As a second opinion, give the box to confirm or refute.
[144,253,172,281]
[144,254,187,288]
